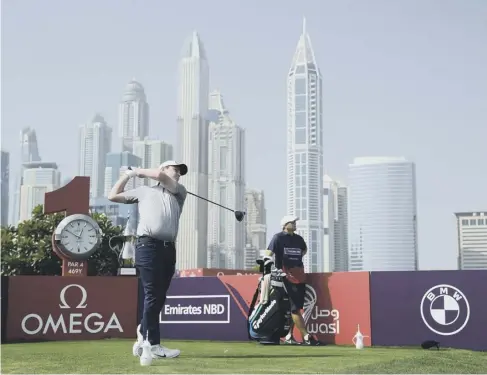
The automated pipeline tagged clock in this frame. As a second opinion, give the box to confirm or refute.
[54,214,103,260]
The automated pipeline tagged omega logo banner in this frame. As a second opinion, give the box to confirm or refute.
[6,276,138,341]
[369,270,487,351]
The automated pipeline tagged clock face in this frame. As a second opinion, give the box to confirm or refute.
[60,218,98,254]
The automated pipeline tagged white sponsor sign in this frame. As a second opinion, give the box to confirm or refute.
[159,295,230,324]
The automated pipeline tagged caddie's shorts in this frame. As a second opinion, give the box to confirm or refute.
[283,279,306,312]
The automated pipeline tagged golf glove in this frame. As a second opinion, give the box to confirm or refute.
[125,169,137,178]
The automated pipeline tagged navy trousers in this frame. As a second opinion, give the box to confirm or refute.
[135,236,176,345]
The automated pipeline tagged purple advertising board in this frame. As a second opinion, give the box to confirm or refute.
[155,277,252,341]
[370,270,487,351]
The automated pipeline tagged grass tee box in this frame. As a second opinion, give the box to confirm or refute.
[2,339,487,374]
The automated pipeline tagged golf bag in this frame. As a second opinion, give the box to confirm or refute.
[247,257,292,344]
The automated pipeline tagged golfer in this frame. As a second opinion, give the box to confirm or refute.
[266,215,321,346]
[108,160,188,359]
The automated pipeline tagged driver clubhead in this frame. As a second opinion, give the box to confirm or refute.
[234,211,246,222]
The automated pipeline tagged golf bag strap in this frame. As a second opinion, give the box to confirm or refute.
[247,279,261,340]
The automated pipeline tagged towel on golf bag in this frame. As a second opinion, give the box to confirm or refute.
[247,270,292,343]
[259,274,271,304]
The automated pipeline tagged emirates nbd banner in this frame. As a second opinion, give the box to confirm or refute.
[370,270,487,351]
[155,276,258,341]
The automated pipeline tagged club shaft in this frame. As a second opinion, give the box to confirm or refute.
[127,167,239,214]
[187,191,234,213]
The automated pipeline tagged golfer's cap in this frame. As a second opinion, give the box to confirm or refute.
[159,160,188,176]
[280,215,299,227]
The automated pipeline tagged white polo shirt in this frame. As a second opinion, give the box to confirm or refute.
[120,183,187,242]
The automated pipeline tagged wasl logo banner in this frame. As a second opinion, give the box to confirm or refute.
[290,272,371,346]
[303,284,340,335]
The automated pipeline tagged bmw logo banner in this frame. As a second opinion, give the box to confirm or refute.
[369,270,487,351]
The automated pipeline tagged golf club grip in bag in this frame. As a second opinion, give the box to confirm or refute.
[247,276,292,343]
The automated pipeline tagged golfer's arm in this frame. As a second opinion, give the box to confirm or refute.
[136,168,179,194]
[108,175,132,203]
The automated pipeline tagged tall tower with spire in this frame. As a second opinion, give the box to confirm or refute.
[119,78,149,153]
[176,31,210,269]
[286,18,324,272]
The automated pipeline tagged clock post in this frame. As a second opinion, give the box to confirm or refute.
[44,176,101,277]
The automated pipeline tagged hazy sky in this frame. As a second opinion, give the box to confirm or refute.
[2,0,486,270]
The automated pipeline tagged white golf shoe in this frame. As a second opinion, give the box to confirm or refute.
[132,324,144,357]
[132,324,180,359]
[150,344,181,359]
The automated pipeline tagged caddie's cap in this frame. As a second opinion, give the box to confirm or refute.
[280,215,299,227]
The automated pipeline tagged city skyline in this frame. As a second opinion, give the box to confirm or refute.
[3,0,486,271]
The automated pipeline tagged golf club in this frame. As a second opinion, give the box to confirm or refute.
[127,167,246,222]
[186,191,246,222]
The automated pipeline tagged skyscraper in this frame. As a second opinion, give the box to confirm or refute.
[176,31,210,269]
[133,138,173,169]
[20,128,41,163]
[245,189,267,250]
[11,128,41,225]
[133,137,173,186]
[454,211,487,270]
[323,175,349,272]
[244,188,267,269]
[348,157,418,271]
[322,175,336,272]
[287,18,324,272]
[19,162,61,221]
[333,183,349,272]
[104,151,142,196]
[119,79,149,153]
[1,150,9,226]
[78,114,112,198]
[207,90,246,269]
